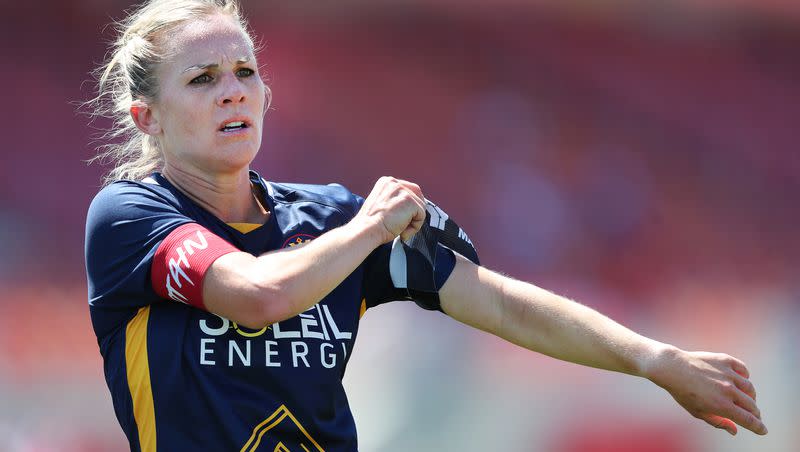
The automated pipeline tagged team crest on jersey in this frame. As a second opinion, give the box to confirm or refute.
[282,233,317,248]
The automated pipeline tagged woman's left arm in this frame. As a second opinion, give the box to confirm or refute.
[439,254,768,436]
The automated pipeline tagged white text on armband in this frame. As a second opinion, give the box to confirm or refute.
[164,231,209,303]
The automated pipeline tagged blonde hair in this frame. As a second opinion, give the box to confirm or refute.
[87,0,264,185]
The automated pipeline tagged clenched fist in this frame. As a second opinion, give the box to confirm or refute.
[354,176,427,244]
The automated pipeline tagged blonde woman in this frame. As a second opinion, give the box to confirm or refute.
[84,1,766,450]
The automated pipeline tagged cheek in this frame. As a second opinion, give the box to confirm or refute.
[162,95,208,139]
[160,109,211,161]
[251,80,268,112]
[177,100,205,132]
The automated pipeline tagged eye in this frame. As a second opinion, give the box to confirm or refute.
[236,68,255,78]
[189,73,213,84]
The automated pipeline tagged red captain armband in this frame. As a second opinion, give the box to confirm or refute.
[151,223,239,310]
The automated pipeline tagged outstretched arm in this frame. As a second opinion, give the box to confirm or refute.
[439,254,767,436]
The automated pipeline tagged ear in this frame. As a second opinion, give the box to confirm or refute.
[130,100,162,135]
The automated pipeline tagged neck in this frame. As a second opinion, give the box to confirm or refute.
[162,165,268,224]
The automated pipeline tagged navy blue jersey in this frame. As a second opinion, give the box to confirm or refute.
[84,171,463,452]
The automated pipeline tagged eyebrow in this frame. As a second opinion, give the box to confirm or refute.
[182,57,251,73]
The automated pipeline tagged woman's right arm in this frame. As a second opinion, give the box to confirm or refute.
[202,177,426,329]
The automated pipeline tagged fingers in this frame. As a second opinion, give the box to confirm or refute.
[727,356,750,379]
[396,179,424,201]
[698,413,737,436]
[400,210,426,242]
[669,351,767,437]
[731,370,757,400]
[720,357,766,435]
[380,177,426,210]
[362,176,427,243]
[697,384,767,437]
[731,388,761,420]
[399,208,426,243]
[397,181,427,238]
[723,401,768,435]
[400,226,418,243]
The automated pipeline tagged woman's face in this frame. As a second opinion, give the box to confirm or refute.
[150,13,266,176]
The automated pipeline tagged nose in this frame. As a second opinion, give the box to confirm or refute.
[216,74,246,106]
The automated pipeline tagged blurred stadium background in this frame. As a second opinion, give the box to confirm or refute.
[1,0,798,450]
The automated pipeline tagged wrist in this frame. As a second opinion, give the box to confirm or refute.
[638,342,682,385]
[346,215,389,249]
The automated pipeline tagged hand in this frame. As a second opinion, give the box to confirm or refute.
[355,176,427,244]
[645,346,767,436]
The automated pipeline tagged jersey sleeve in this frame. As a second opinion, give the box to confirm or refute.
[361,199,479,312]
[85,182,236,316]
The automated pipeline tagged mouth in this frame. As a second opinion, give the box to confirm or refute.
[218,119,252,133]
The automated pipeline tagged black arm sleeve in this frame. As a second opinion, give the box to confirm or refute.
[362,200,479,312]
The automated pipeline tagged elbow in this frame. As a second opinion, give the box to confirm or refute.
[233,295,285,330]
[234,306,275,330]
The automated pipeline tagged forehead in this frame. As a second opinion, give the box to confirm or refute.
[164,14,254,65]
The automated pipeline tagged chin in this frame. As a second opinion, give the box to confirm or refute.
[217,157,257,174]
